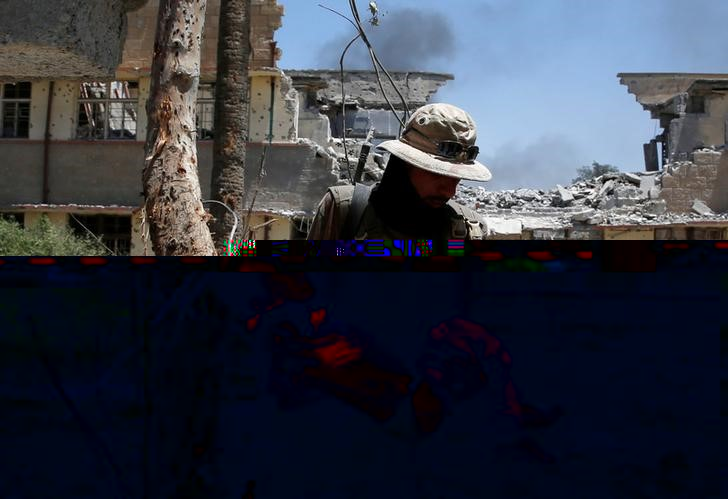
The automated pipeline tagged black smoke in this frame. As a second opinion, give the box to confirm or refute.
[318,8,456,71]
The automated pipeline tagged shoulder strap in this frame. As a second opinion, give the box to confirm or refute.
[341,183,373,240]
[447,201,484,240]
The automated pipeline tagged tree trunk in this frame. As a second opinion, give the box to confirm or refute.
[143,0,216,256]
[210,0,251,254]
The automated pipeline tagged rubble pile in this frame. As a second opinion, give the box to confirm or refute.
[455,171,728,228]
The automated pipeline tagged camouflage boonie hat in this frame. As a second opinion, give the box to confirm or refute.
[377,103,492,182]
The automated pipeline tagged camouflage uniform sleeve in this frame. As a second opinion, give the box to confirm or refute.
[307,192,339,240]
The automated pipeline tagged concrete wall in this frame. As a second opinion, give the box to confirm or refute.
[0,1,138,80]
[249,72,299,143]
[118,0,284,80]
[660,150,724,213]
[669,94,728,160]
[710,151,728,213]
[0,141,335,215]
[603,228,655,241]
[49,81,80,141]
[0,143,45,203]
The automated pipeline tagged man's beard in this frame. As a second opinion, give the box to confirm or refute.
[370,157,452,238]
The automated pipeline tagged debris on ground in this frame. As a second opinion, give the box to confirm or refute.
[454,171,728,230]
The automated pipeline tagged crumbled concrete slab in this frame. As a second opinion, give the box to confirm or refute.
[485,218,523,238]
[586,213,605,225]
[641,200,667,216]
[621,172,642,185]
[614,186,646,207]
[640,175,656,195]
[553,184,575,207]
[453,165,728,235]
[691,200,714,216]
[598,180,616,198]
[571,209,597,223]
[597,197,617,210]
[286,70,453,110]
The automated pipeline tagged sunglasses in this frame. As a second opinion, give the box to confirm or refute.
[404,127,480,161]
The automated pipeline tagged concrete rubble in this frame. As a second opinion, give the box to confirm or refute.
[453,169,728,235]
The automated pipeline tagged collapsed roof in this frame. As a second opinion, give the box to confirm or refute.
[618,73,728,117]
[287,70,453,110]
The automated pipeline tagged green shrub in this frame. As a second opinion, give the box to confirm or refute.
[0,215,109,256]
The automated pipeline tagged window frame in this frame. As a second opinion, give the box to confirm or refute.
[70,214,132,256]
[196,82,215,141]
[76,81,139,140]
[0,82,32,139]
[0,212,25,227]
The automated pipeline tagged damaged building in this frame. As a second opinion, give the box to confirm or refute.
[619,73,728,215]
[449,73,728,240]
[288,69,452,184]
[3,2,725,247]
[0,0,453,253]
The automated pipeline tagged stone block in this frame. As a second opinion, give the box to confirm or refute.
[571,209,597,223]
[642,200,667,216]
[598,179,616,197]
[672,165,689,178]
[614,186,645,207]
[695,166,719,182]
[598,197,617,210]
[621,172,642,185]
[552,184,574,207]
[691,150,722,165]
[660,175,678,188]
[691,200,714,216]
[684,177,707,190]
[587,214,605,225]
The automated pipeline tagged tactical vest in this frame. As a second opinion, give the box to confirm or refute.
[328,184,485,240]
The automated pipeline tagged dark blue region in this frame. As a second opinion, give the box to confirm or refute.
[0,271,721,498]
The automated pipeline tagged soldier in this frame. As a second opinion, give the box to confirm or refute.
[307,103,492,240]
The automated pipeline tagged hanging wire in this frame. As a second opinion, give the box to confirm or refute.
[202,199,239,251]
[339,34,362,185]
[319,1,413,185]
[348,0,410,124]
[69,213,117,256]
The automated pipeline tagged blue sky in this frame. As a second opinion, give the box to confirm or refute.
[276,0,728,190]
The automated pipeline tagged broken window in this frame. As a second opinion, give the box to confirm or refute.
[332,108,405,139]
[70,214,132,255]
[77,81,138,140]
[196,83,215,140]
[0,82,31,138]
